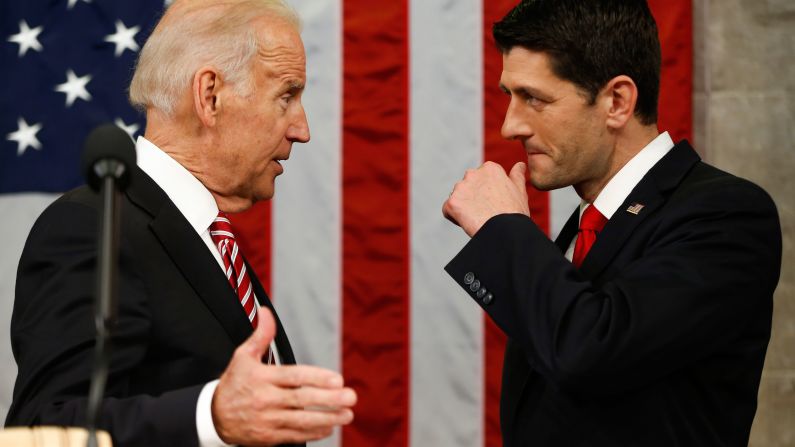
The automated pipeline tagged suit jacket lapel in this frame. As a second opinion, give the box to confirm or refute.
[246,263,297,365]
[579,141,701,279]
[554,207,580,253]
[126,168,254,347]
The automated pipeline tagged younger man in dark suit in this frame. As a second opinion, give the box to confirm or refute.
[443,1,782,445]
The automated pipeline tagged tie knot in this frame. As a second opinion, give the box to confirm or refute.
[579,205,607,232]
[209,212,236,246]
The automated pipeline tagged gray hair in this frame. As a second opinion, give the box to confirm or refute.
[129,0,300,116]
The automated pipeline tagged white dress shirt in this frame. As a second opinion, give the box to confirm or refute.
[564,132,675,260]
[136,136,279,447]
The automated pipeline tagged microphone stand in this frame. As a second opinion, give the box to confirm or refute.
[86,161,126,447]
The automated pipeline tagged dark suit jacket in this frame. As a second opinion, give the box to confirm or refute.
[6,167,303,447]
[446,141,781,446]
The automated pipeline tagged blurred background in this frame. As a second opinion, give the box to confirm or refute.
[1,0,792,445]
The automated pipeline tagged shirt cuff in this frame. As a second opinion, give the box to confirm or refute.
[196,380,233,447]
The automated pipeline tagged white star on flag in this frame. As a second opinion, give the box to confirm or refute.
[54,69,92,107]
[114,118,140,140]
[6,117,43,156]
[7,20,44,57]
[104,20,141,57]
[67,0,91,10]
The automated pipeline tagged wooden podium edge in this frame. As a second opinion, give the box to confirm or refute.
[0,427,112,446]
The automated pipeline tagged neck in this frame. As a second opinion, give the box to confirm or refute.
[143,108,194,159]
[144,110,255,214]
[575,123,660,203]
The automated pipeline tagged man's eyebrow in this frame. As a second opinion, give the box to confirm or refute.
[286,80,305,92]
[500,82,547,99]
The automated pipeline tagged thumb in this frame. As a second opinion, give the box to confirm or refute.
[241,307,276,358]
[509,162,527,190]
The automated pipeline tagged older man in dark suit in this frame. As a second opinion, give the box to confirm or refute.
[6,1,356,446]
[443,1,782,446]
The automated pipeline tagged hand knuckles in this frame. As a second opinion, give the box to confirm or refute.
[287,367,311,387]
[269,366,300,388]
[253,389,279,409]
[286,388,305,408]
[262,411,290,429]
[282,410,313,431]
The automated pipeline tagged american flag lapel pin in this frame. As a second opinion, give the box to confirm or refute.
[626,202,645,215]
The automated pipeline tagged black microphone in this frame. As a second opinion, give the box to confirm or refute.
[82,124,136,192]
[81,124,136,447]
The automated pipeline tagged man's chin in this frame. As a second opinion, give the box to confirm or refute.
[253,184,276,203]
[528,175,554,191]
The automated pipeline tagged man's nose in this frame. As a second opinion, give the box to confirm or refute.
[501,97,532,140]
[288,104,310,143]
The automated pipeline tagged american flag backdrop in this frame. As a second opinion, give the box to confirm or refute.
[0,0,692,446]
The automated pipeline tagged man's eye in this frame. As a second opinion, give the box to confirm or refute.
[279,95,294,109]
[523,93,546,107]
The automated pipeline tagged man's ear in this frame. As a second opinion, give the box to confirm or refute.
[193,67,222,127]
[600,75,638,131]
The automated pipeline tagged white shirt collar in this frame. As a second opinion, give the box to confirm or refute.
[585,131,674,219]
[135,136,218,235]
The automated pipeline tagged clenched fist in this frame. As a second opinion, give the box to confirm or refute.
[443,161,531,236]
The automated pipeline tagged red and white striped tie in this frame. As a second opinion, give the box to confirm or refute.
[209,212,259,328]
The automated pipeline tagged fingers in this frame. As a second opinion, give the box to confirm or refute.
[264,384,357,409]
[219,406,354,445]
[254,408,354,444]
[216,322,357,446]
[240,307,277,359]
[213,367,356,445]
[265,407,354,430]
[264,364,346,389]
[443,160,531,236]
[509,162,527,190]
[481,160,504,172]
[442,198,460,227]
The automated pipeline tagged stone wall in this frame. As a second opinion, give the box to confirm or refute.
[693,0,795,445]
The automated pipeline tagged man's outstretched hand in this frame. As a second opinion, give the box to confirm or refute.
[212,308,356,446]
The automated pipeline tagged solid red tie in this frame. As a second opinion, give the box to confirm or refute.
[209,212,259,328]
[572,205,608,268]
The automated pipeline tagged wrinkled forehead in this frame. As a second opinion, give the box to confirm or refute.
[247,20,305,90]
[257,18,304,57]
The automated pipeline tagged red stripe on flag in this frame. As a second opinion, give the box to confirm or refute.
[342,0,410,445]
[230,201,272,293]
[649,0,693,143]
